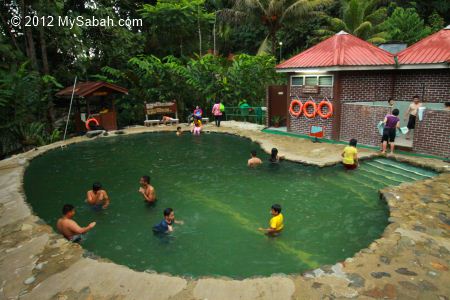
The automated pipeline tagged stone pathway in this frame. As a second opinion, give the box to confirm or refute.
[0,123,448,299]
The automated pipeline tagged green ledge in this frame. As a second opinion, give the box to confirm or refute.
[262,128,445,160]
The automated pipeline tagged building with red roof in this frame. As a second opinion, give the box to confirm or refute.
[277,31,395,71]
[397,26,450,66]
[267,27,449,158]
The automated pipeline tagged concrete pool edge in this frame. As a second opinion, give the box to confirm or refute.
[0,122,449,299]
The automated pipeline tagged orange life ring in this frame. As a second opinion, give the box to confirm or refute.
[303,100,317,118]
[289,99,303,117]
[317,100,333,119]
[86,118,99,130]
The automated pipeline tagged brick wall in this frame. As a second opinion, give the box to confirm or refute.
[340,103,391,146]
[284,69,449,151]
[340,71,394,102]
[288,86,334,138]
[413,109,450,157]
[394,69,450,103]
[339,69,450,103]
[290,86,333,99]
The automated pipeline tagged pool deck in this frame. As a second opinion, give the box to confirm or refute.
[0,121,449,300]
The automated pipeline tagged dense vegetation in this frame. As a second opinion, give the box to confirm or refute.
[1,0,447,156]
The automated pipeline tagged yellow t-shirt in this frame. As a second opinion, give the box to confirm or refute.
[343,146,357,165]
[269,213,284,231]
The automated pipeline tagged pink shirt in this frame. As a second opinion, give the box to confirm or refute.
[212,103,222,116]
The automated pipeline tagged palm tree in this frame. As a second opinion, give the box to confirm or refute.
[228,0,330,55]
[317,0,387,43]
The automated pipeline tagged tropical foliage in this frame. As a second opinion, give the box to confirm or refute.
[317,0,388,43]
[382,7,431,44]
[0,0,447,156]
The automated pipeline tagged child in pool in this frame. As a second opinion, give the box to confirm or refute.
[86,182,110,210]
[258,204,284,236]
[176,127,182,136]
[153,208,184,233]
[192,118,202,135]
[341,139,359,170]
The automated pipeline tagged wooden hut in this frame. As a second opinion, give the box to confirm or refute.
[56,81,128,132]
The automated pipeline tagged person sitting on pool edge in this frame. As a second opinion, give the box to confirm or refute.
[341,138,359,170]
[86,182,110,210]
[248,150,262,167]
[176,126,182,136]
[153,208,184,234]
[139,175,156,204]
[56,204,96,242]
[258,204,284,235]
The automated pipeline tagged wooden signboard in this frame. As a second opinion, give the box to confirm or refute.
[145,102,177,115]
[302,85,319,94]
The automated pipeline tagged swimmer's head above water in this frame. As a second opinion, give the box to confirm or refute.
[62,204,75,218]
[271,204,281,216]
[92,182,102,193]
[140,175,150,186]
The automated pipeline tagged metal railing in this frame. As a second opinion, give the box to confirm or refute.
[222,106,267,125]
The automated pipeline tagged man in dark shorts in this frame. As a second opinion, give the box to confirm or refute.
[381,109,401,155]
[404,96,421,140]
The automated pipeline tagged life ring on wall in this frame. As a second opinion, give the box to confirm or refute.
[289,99,303,117]
[86,118,99,131]
[303,101,317,118]
[317,100,333,119]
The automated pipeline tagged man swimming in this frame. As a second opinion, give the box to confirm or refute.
[248,150,262,167]
[56,204,96,242]
[86,182,110,210]
[258,204,284,236]
[153,208,184,233]
[139,175,156,203]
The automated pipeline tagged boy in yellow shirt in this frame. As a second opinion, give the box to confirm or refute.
[259,204,284,235]
[341,139,359,170]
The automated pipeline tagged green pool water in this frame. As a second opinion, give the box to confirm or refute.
[23,132,436,278]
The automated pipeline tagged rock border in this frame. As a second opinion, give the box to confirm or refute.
[0,123,448,299]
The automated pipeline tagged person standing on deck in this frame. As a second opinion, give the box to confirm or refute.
[381,109,401,155]
[404,95,422,140]
[57,204,96,242]
[139,175,156,203]
[212,99,223,127]
[86,182,110,210]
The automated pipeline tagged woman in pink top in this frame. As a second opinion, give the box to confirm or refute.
[211,99,223,127]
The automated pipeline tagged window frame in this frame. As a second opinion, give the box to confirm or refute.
[290,74,334,87]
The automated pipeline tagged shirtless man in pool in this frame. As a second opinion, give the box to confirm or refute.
[56,204,96,242]
[139,175,156,203]
[86,182,110,210]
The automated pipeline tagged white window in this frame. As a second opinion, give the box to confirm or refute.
[290,75,334,87]
[305,76,318,86]
[291,76,304,86]
[318,75,333,86]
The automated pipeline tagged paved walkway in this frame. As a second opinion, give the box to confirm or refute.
[0,122,448,299]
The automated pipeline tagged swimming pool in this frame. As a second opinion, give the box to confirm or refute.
[23,132,436,278]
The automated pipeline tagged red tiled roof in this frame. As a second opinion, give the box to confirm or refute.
[56,81,128,97]
[397,27,450,65]
[276,31,394,69]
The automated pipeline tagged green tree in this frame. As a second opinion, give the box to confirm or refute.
[382,7,431,45]
[227,0,329,55]
[140,0,214,56]
[428,11,445,33]
[318,0,387,43]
